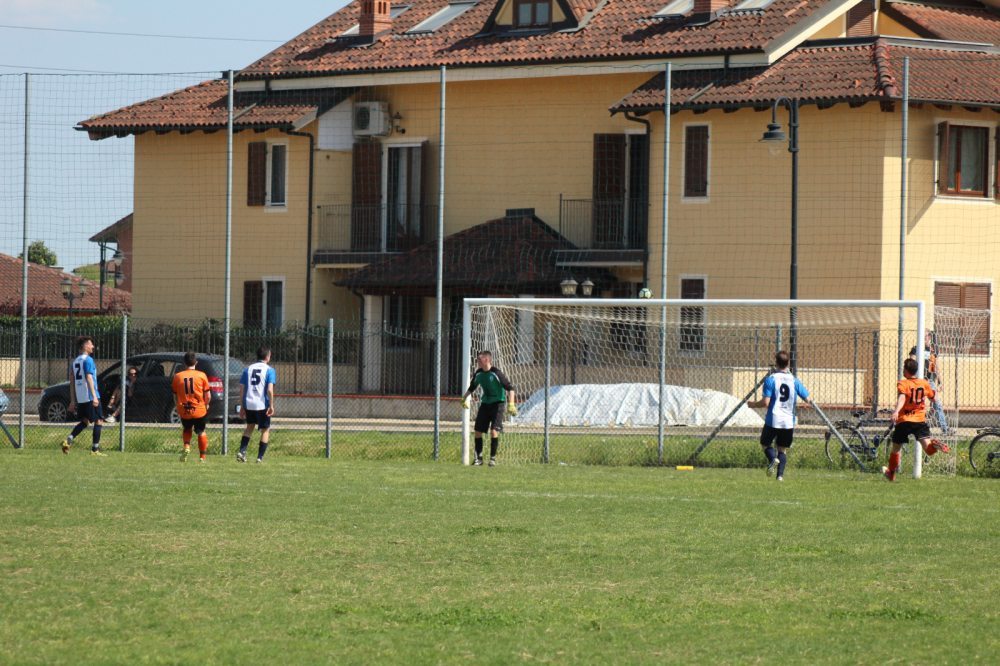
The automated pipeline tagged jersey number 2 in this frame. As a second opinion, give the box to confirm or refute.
[74,363,83,380]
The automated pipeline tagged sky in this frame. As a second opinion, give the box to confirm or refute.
[0,0,350,271]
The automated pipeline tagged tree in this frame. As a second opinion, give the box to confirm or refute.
[19,240,57,267]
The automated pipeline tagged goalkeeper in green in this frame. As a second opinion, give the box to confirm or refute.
[461,350,516,466]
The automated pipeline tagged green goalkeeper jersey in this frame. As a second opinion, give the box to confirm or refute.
[467,367,514,404]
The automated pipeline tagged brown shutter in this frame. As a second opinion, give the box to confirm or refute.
[934,282,961,308]
[965,283,991,354]
[592,134,626,248]
[684,125,709,198]
[247,141,267,206]
[352,141,382,251]
[995,127,999,199]
[243,281,263,328]
[937,122,950,195]
[846,2,874,37]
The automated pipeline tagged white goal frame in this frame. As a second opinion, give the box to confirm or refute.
[462,298,927,476]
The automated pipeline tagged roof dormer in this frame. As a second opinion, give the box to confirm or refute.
[481,0,584,34]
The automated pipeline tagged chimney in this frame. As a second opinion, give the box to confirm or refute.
[359,0,392,40]
[693,0,728,17]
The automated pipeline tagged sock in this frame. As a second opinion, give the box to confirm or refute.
[183,432,192,446]
[92,424,102,449]
[888,451,901,474]
[777,451,787,477]
[764,446,777,464]
[239,435,250,455]
[70,422,87,438]
[257,442,268,460]
[490,437,499,459]
[474,437,483,459]
[198,433,208,458]
[922,441,936,457]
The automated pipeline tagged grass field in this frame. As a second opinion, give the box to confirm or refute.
[2,448,998,664]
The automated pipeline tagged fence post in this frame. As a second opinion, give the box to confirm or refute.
[326,318,333,459]
[17,73,30,450]
[871,330,880,416]
[119,314,127,452]
[657,321,665,465]
[543,322,552,464]
[222,69,234,458]
[852,328,858,410]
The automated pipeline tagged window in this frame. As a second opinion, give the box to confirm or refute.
[243,280,283,329]
[938,122,990,197]
[683,125,709,199]
[733,0,774,9]
[513,0,551,27]
[341,4,411,35]
[680,277,705,353]
[267,144,287,207]
[243,280,264,327]
[385,144,425,251]
[407,1,477,33]
[384,295,423,346]
[264,280,284,330]
[591,133,649,249]
[653,0,693,17]
[934,282,991,355]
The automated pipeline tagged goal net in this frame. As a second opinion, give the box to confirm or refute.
[463,299,941,474]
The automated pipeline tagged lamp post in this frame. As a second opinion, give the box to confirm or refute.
[559,277,594,384]
[61,277,87,325]
[761,97,800,372]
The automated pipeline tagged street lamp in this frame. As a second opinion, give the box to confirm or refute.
[61,277,87,324]
[112,248,124,288]
[761,96,800,371]
[560,277,578,297]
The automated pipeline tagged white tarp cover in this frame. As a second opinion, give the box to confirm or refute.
[512,383,764,428]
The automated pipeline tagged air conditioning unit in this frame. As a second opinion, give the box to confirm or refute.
[353,101,390,136]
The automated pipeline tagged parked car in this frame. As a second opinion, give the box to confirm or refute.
[38,353,244,423]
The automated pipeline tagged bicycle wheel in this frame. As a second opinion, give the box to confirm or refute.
[969,432,1000,475]
[824,425,868,470]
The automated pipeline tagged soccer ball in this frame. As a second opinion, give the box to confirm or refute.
[638,287,652,299]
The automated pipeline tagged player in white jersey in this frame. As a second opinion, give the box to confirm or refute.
[63,336,106,456]
[748,351,810,481]
[237,346,276,463]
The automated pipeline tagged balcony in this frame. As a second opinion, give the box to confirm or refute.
[314,203,438,266]
[556,197,648,267]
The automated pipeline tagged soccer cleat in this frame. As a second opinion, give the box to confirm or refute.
[776,475,783,482]
[473,456,483,466]
[766,460,777,477]
[255,458,263,464]
[104,415,116,425]
[199,457,205,464]
[236,451,246,463]
[882,465,895,482]
[62,437,72,454]
[180,446,190,463]
[924,439,951,456]
[488,458,497,467]
[90,449,107,457]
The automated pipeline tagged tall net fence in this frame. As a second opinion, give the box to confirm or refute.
[0,48,998,469]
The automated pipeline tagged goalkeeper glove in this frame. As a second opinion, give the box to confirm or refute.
[461,398,470,409]
[506,402,518,417]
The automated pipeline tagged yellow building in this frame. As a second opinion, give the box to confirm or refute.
[79,0,1000,400]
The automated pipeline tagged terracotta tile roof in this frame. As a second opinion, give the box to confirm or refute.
[0,254,131,315]
[612,38,1000,112]
[337,215,580,294]
[237,0,830,78]
[78,81,352,136]
[882,1,1000,46]
[89,214,132,244]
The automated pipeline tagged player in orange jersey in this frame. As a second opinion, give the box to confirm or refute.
[171,351,212,462]
[884,358,950,481]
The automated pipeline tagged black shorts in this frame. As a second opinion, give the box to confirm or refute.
[892,421,931,445]
[75,402,103,423]
[760,424,794,448]
[474,402,504,434]
[181,416,207,434]
[245,409,271,430]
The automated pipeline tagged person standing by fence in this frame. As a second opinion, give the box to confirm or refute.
[63,336,106,457]
[237,346,276,464]
[172,352,211,463]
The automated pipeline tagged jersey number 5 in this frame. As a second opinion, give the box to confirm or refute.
[251,368,262,386]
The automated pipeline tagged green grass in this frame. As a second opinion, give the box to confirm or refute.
[1,449,998,664]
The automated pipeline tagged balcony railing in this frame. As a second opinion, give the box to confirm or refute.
[559,198,648,250]
[316,203,438,253]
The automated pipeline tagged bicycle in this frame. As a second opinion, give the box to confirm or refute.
[824,408,910,472]
[968,427,1000,475]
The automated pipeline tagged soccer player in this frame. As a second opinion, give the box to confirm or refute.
[748,350,810,482]
[171,352,212,463]
[63,336,106,456]
[884,358,950,482]
[237,346,276,463]
[461,350,516,467]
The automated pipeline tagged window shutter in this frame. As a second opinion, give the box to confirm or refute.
[934,281,961,309]
[592,134,627,248]
[247,141,267,206]
[351,141,382,251]
[684,126,709,198]
[681,278,705,299]
[964,284,991,354]
[243,280,264,328]
[995,128,999,199]
[846,2,874,37]
[936,122,950,195]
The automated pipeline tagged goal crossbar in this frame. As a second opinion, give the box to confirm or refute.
[461,298,926,475]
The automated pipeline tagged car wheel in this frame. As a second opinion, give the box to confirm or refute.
[41,397,69,422]
[165,405,181,425]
